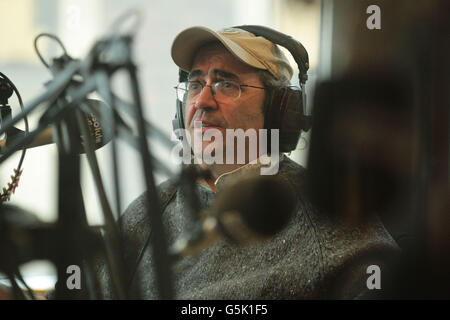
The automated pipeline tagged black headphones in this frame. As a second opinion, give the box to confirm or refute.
[172,25,312,153]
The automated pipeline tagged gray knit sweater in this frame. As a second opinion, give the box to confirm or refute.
[97,156,399,299]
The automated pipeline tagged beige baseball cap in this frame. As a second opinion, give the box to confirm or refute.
[171,26,293,82]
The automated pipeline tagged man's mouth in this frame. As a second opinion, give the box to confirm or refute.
[192,120,222,129]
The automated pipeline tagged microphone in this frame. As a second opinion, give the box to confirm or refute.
[170,175,296,260]
[0,99,113,154]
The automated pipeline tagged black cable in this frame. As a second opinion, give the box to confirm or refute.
[33,33,68,69]
[0,72,29,203]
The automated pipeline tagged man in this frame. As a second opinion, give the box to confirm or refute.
[98,26,399,299]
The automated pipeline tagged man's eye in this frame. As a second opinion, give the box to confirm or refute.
[220,81,237,89]
[188,82,201,90]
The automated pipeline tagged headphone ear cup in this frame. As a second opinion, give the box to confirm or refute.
[265,87,307,153]
[281,88,304,152]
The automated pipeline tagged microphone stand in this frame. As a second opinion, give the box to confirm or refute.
[0,11,201,299]
[0,56,122,299]
[126,51,174,300]
[53,103,90,299]
[0,63,88,163]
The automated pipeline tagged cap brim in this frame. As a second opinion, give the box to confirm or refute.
[171,26,266,73]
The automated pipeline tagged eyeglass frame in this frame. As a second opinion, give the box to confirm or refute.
[174,80,266,102]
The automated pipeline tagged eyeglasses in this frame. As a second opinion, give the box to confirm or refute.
[174,80,266,102]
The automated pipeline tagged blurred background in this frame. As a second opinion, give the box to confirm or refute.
[0,0,448,297]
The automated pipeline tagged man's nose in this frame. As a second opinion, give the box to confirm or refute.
[194,84,218,110]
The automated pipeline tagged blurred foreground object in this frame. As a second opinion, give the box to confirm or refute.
[309,0,449,298]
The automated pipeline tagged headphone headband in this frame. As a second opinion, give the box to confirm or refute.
[232,25,309,84]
